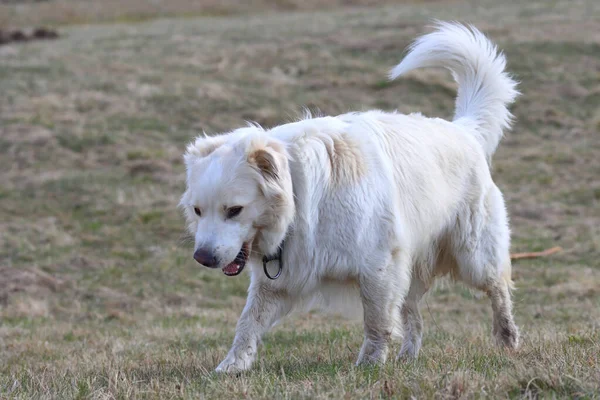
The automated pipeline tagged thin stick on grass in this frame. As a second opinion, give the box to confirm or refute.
[510,246,562,260]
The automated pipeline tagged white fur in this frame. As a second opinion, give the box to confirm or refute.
[180,22,520,372]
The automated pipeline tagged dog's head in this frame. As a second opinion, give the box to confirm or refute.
[180,127,294,276]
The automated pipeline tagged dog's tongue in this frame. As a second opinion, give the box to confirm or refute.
[222,262,242,276]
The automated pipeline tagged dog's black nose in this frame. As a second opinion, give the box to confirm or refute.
[193,248,218,268]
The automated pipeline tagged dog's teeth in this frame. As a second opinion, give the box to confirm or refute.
[223,263,242,276]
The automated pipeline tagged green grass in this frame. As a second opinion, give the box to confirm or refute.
[1,0,600,398]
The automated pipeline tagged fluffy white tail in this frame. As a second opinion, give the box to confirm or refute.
[389,21,519,159]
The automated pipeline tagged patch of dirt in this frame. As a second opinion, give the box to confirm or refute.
[0,27,58,46]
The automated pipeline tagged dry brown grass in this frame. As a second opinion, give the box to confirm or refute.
[1,0,599,398]
[0,0,420,28]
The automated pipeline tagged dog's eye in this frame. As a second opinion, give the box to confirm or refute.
[193,207,202,217]
[226,206,243,219]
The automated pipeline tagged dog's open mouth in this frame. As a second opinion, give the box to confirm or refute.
[222,242,250,276]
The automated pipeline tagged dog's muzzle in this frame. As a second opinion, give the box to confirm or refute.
[221,242,250,276]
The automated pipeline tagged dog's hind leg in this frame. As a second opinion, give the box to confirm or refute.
[216,282,291,373]
[356,250,411,365]
[397,276,429,359]
[484,258,519,349]
[459,255,519,349]
[456,253,519,349]
[453,187,519,350]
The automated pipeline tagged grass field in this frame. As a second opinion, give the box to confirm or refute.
[1,0,599,398]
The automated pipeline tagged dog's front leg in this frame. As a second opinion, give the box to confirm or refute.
[356,277,396,366]
[216,283,289,373]
[356,252,411,366]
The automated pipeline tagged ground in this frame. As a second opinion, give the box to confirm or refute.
[1,0,599,398]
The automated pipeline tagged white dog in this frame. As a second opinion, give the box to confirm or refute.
[180,22,520,372]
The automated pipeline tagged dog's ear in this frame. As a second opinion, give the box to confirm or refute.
[249,148,279,180]
[245,137,294,255]
[247,139,288,182]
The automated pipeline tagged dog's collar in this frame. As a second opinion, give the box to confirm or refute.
[262,241,284,280]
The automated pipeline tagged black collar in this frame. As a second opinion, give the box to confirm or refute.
[262,241,284,280]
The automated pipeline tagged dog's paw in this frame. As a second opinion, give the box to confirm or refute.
[494,323,519,350]
[396,340,421,361]
[215,351,254,373]
[355,339,389,366]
